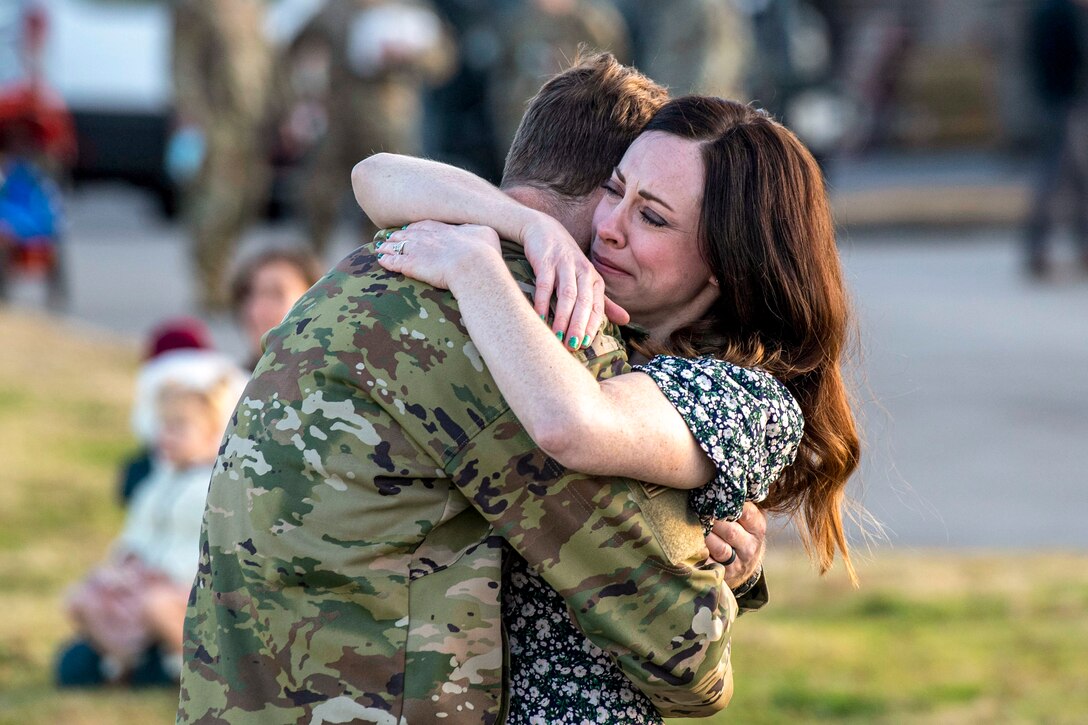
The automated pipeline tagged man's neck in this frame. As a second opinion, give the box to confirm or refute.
[504,185,592,252]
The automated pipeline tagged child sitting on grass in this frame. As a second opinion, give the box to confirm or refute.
[56,355,245,687]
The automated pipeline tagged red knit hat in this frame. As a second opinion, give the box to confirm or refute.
[146,317,213,360]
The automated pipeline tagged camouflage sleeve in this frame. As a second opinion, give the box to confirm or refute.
[445,330,736,717]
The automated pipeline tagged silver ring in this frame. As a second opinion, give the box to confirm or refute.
[722,548,737,566]
[390,241,405,255]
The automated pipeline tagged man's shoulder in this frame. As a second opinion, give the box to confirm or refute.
[266,243,468,361]
[282,240,516,461]
[502,243,634,386]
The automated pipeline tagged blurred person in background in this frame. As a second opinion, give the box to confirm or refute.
[615,0,752,101]
[1024,0,1088,278]
[0,114,66,304]
[741,0,847,164]
[172,0,274,310]
[120,246,320,506]
[488,0,629,157]
[228,244,323,369]
[0,2,75,306]
[119,317,214,506]
[423,0,510,181]
[56,357,247,689]
[290,0,456,255]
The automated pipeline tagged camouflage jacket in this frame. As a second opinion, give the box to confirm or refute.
[178,239,736,724]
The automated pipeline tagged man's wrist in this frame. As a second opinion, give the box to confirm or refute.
[732,565,768,614]
[731,565,762,598]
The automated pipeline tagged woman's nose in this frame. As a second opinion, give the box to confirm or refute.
[596,206,627,249]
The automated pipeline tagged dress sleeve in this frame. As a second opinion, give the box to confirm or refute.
[633,355,804,529]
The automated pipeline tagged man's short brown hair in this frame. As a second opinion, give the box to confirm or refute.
[500,50,668,198]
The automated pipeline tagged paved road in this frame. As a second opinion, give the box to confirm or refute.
[8,186,1088,548]
[842,228,1088,548]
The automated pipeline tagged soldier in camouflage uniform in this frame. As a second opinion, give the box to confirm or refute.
[488,0,630,158]
[172,0,274,310]
[291,0,456,255]
[617,0,753,100]
[179,53,745,724]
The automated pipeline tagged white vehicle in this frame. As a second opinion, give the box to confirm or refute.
[28,0,315,215]
[32,0,177,212]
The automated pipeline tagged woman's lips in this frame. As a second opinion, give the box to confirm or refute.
[592,253,630,278]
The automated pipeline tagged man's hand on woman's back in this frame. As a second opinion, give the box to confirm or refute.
[706,502,767,590]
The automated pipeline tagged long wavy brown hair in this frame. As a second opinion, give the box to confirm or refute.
[634,96,862,583]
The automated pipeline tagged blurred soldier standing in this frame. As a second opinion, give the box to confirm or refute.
[293,0,455,255]
[616,0,752,100]
[1024,0,1088,277]
[172,0,273,310]
[489,0,630,157]
[425,0,510,182]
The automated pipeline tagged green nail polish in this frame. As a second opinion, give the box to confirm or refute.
[582,335,591,347]
[568,335,579,349]
[556,331,564,341]
[376,241,383,248]
[540,314,546,320]
[401,224,409,230]
[377,253,384,259]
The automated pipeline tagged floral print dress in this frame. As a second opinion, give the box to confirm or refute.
[502,355,804,724]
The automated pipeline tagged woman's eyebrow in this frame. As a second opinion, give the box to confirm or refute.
[614,167,675,212]
[639,189,674,212]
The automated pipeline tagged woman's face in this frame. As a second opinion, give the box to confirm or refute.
[241,260,312,354]
[589,132,719,336]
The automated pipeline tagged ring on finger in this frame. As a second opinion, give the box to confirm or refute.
[722,548,738,566]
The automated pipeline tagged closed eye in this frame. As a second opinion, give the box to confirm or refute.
[641,209,667,227]
[602,180,622,197]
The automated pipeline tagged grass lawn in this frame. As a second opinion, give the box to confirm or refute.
[1,310,1086,724]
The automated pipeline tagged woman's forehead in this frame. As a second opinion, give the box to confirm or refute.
[618,132,704,208]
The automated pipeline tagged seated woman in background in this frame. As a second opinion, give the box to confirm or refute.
[228,245,323,370]
[56,354,246,688]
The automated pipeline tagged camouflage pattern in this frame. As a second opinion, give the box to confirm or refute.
[178,235,736,723]
[291,0,456,254]
[172,0,273,309]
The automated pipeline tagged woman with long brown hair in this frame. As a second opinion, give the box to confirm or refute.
[635,97,861,581]
[356,95,860,724]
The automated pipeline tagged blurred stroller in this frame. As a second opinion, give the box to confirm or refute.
[0,2,75,308]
